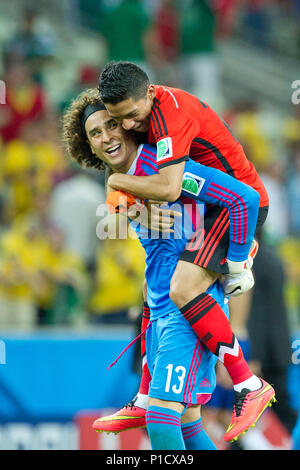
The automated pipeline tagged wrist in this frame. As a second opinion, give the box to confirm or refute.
[226,259,248,274]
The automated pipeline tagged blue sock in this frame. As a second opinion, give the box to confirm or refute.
[181,418,217,450]
[145,405,185,450]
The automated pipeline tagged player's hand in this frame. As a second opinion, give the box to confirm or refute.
[226,258,252,274]
[222,269,255,297]
[137,200,182,233]
[106,190,144,214]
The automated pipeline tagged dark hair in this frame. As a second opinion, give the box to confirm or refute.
[98,61,150,104]
[62,88,106,172]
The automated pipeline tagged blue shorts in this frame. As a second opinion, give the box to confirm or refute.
[146,281,229,405]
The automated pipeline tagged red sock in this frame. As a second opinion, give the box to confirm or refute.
[180,293,252,385]
[138,303,152,395]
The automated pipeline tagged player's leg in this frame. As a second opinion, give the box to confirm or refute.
[146,397,185,450]
[170,259,260,391]
[170,205,263,391]
[169,207,275,441]
[145,317,186,450]
[181,405,217,450]
[146,293,222,451]
[137,279,151,399]
[92,280,150,434]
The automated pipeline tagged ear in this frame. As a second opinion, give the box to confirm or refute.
[147,84,156,101]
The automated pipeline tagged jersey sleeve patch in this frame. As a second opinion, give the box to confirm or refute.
[182,172,206,196]
[157,137,173,162]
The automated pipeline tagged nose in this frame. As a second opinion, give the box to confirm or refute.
[122,119,136,131]
[102,128,112,142]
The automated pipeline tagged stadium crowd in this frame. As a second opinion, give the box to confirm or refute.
[0,0,299,330]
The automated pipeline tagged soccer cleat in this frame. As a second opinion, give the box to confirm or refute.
[224,379,276,442]
[92,399,146,434]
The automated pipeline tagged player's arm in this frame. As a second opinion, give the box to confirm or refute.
[182,159,260,268]
[107,161,185,202]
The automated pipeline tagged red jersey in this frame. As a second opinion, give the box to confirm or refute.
[148,85,269,207]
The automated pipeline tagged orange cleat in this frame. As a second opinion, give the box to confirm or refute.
[224,379,276,442]
[92,400,146,434]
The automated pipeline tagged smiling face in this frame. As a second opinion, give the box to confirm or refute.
[85,109,137,173]
[104,85,155,133]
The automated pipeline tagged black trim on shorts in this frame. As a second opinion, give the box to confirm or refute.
[179,205,269,275]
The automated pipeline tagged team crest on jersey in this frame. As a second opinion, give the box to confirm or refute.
[182,172,206,196]
[157,137,173,162]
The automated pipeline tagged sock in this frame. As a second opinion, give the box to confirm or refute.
[138,303,152,395]
[133,392,149,409]
[145,406,185,450]
[234,376,262,393]
[180,293,253,386]
[181,419,217,450]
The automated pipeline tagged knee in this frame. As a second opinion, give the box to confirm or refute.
[169,275,206,309]
[169,277,186,307]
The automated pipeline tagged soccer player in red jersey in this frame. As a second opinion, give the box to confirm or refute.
[97,61,274,442]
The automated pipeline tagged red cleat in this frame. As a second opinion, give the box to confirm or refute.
[92,400,146,434]
[224,379,276,442]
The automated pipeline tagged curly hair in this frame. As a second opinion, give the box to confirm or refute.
[62,88,106,172]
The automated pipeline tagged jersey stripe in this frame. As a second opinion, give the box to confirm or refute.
[193,208,228,266]
[183,339,201,403]
[142,146,157,159]
[152,105,164,138]
[201,218,230,268]
[140,158,157,173]
[154,99,168,136]
[140,151,157,166]
[162,87,179,108]
[150,114,160,140]
[193,138,235,177]
[208,182,248,244]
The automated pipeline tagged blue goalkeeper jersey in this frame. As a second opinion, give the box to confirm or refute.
[128,144,260,320]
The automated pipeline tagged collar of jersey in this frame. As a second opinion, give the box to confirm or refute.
[126,144,143,175]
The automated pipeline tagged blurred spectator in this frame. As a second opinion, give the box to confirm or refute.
[230,101,273,172]
[241,0,272,48]
[260,161,289,244]
[286,149,300,236]
[88,235,145,324]
[278,238,300,332]
[0,60,48,143]
[214,0,240,39]
[1,115,67,222]
[145,0,181,86]
[179,0,222,110]
[98,0,153,79]
[38,227,89,326]
[2,7,56,84]
[58,64,101,114]
[49,169,106,271]
[247,235,298,434]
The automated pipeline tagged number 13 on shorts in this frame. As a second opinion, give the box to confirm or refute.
[165,364,186,394]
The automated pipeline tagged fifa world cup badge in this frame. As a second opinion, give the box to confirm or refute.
[182,172,205,196]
